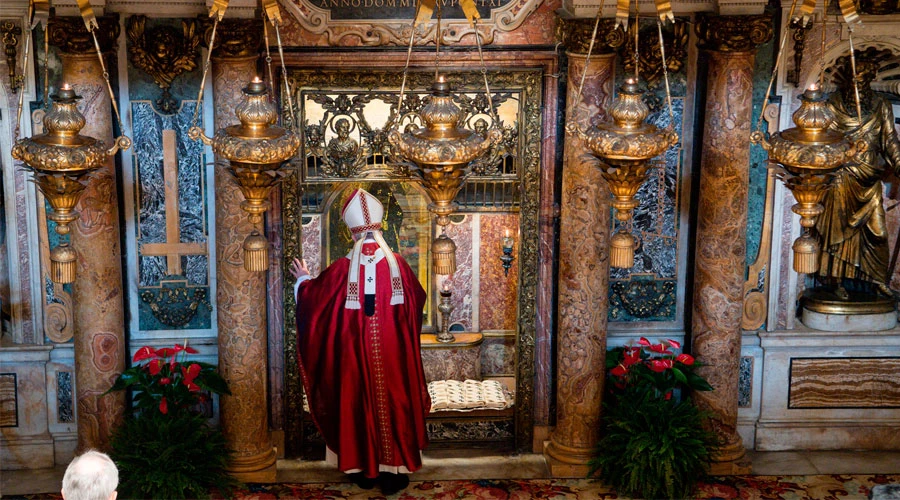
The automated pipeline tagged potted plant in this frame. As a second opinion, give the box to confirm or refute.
[106,344,235,499]
[589,338,718,500]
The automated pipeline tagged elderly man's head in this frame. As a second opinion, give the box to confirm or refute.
[62,450,118,500]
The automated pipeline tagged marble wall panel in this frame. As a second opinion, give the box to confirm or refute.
[421,346,480,382]
[789,357,900,409]
[0,373,16,427]
[442,215,473,331]
[480,336,516,377]
[738,356,753,408]
[302,215,322,278]
[479,214,518,331]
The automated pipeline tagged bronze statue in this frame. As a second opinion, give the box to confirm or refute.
[817,48,900,299]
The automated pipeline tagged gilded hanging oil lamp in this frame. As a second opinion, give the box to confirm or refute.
[190,77,300,271]
[751,84,862,273]
[11,0,131,284]
[568,8,679,269]
[388,0,500,276]
[750,0,864,274]
[188,0,300,272]
[13,85,131,283]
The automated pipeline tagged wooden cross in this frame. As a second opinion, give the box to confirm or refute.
[140,129,207,276]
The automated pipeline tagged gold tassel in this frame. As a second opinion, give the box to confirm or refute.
[792,234,819,274]
[609,230,635,269]
[243,230,269,272]
[50,244,77,284]
[432,233,457,276]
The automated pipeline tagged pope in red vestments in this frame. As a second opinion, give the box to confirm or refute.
[291,189,430,491]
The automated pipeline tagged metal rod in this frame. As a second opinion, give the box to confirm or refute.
[14,19,35,141]
[192,16,219,129]
[90,28,125,135]
[819,5,826,88]
[633,11,639,82]
[848,27,862,121]
[42,21,48,111]
[756,0,800,134]
[397,9,418,124]
[434,1,441,82]
[473,18,495,121]
[273,22,296,131]
[657,20,674,123]
[572,9,602,109]
[264,20,276,101]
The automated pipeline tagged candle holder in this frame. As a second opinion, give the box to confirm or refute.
[437,288,456,343]
[500,234,515,276]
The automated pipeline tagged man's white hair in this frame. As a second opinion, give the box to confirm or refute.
[62,450,118,500]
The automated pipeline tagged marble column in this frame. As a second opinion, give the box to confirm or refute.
[48,16,126,452]
[545,20,618,477]
[692,14,773,474]
[210,22,276,483]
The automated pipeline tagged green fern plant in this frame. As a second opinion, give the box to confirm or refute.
[106,344,236,499]
[589,338,718,499]
[110,412,236,499]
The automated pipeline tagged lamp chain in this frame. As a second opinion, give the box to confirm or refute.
[397,19,417,120]
[434,2,441,82]
[264,20,276,101]
[756,0,800,135]
[657,20,674,123]
[271,20,296,132]
[88,27,126,140]
[42,23,48,111]
[571,9,602,110]
[472,18,497,123]
[632,11,639,82]
[819,5,826,89]
[847,27,862,120]
[190,16,220,130]
[13,12,35,142]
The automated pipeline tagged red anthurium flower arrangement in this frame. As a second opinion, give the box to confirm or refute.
[105,342,230,417]
[607,338,713,400]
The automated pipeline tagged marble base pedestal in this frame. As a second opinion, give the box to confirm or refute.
[801,308,897,332]
[756,328,900,451]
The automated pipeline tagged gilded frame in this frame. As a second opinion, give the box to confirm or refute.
[280,64,543,453]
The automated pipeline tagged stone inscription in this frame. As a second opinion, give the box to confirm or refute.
[789,357,900,409]
[314,0,513,20]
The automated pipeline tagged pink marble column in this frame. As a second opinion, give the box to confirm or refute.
[211,26,276,481]
[692,14,772,474]
[49,16,126,452]
[545,21,617,476]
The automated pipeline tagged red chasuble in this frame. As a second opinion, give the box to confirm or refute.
[296,245,430,478]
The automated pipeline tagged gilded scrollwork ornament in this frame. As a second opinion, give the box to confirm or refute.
[695,14,774,53]
[200,16,263,58]
[1,21,22,93]
[556,17,625,55]
[622,20,688,87]
[48,15,120,54]
[126,16,201,114]
[140,276,211,328]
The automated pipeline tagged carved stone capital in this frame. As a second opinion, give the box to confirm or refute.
[695,14,773,53]
[556,17,625,55]
[200,16,263,59]
[48,15,120,54]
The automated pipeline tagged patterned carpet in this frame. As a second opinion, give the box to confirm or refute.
[221,475,897,499]
[10,475,898,499]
